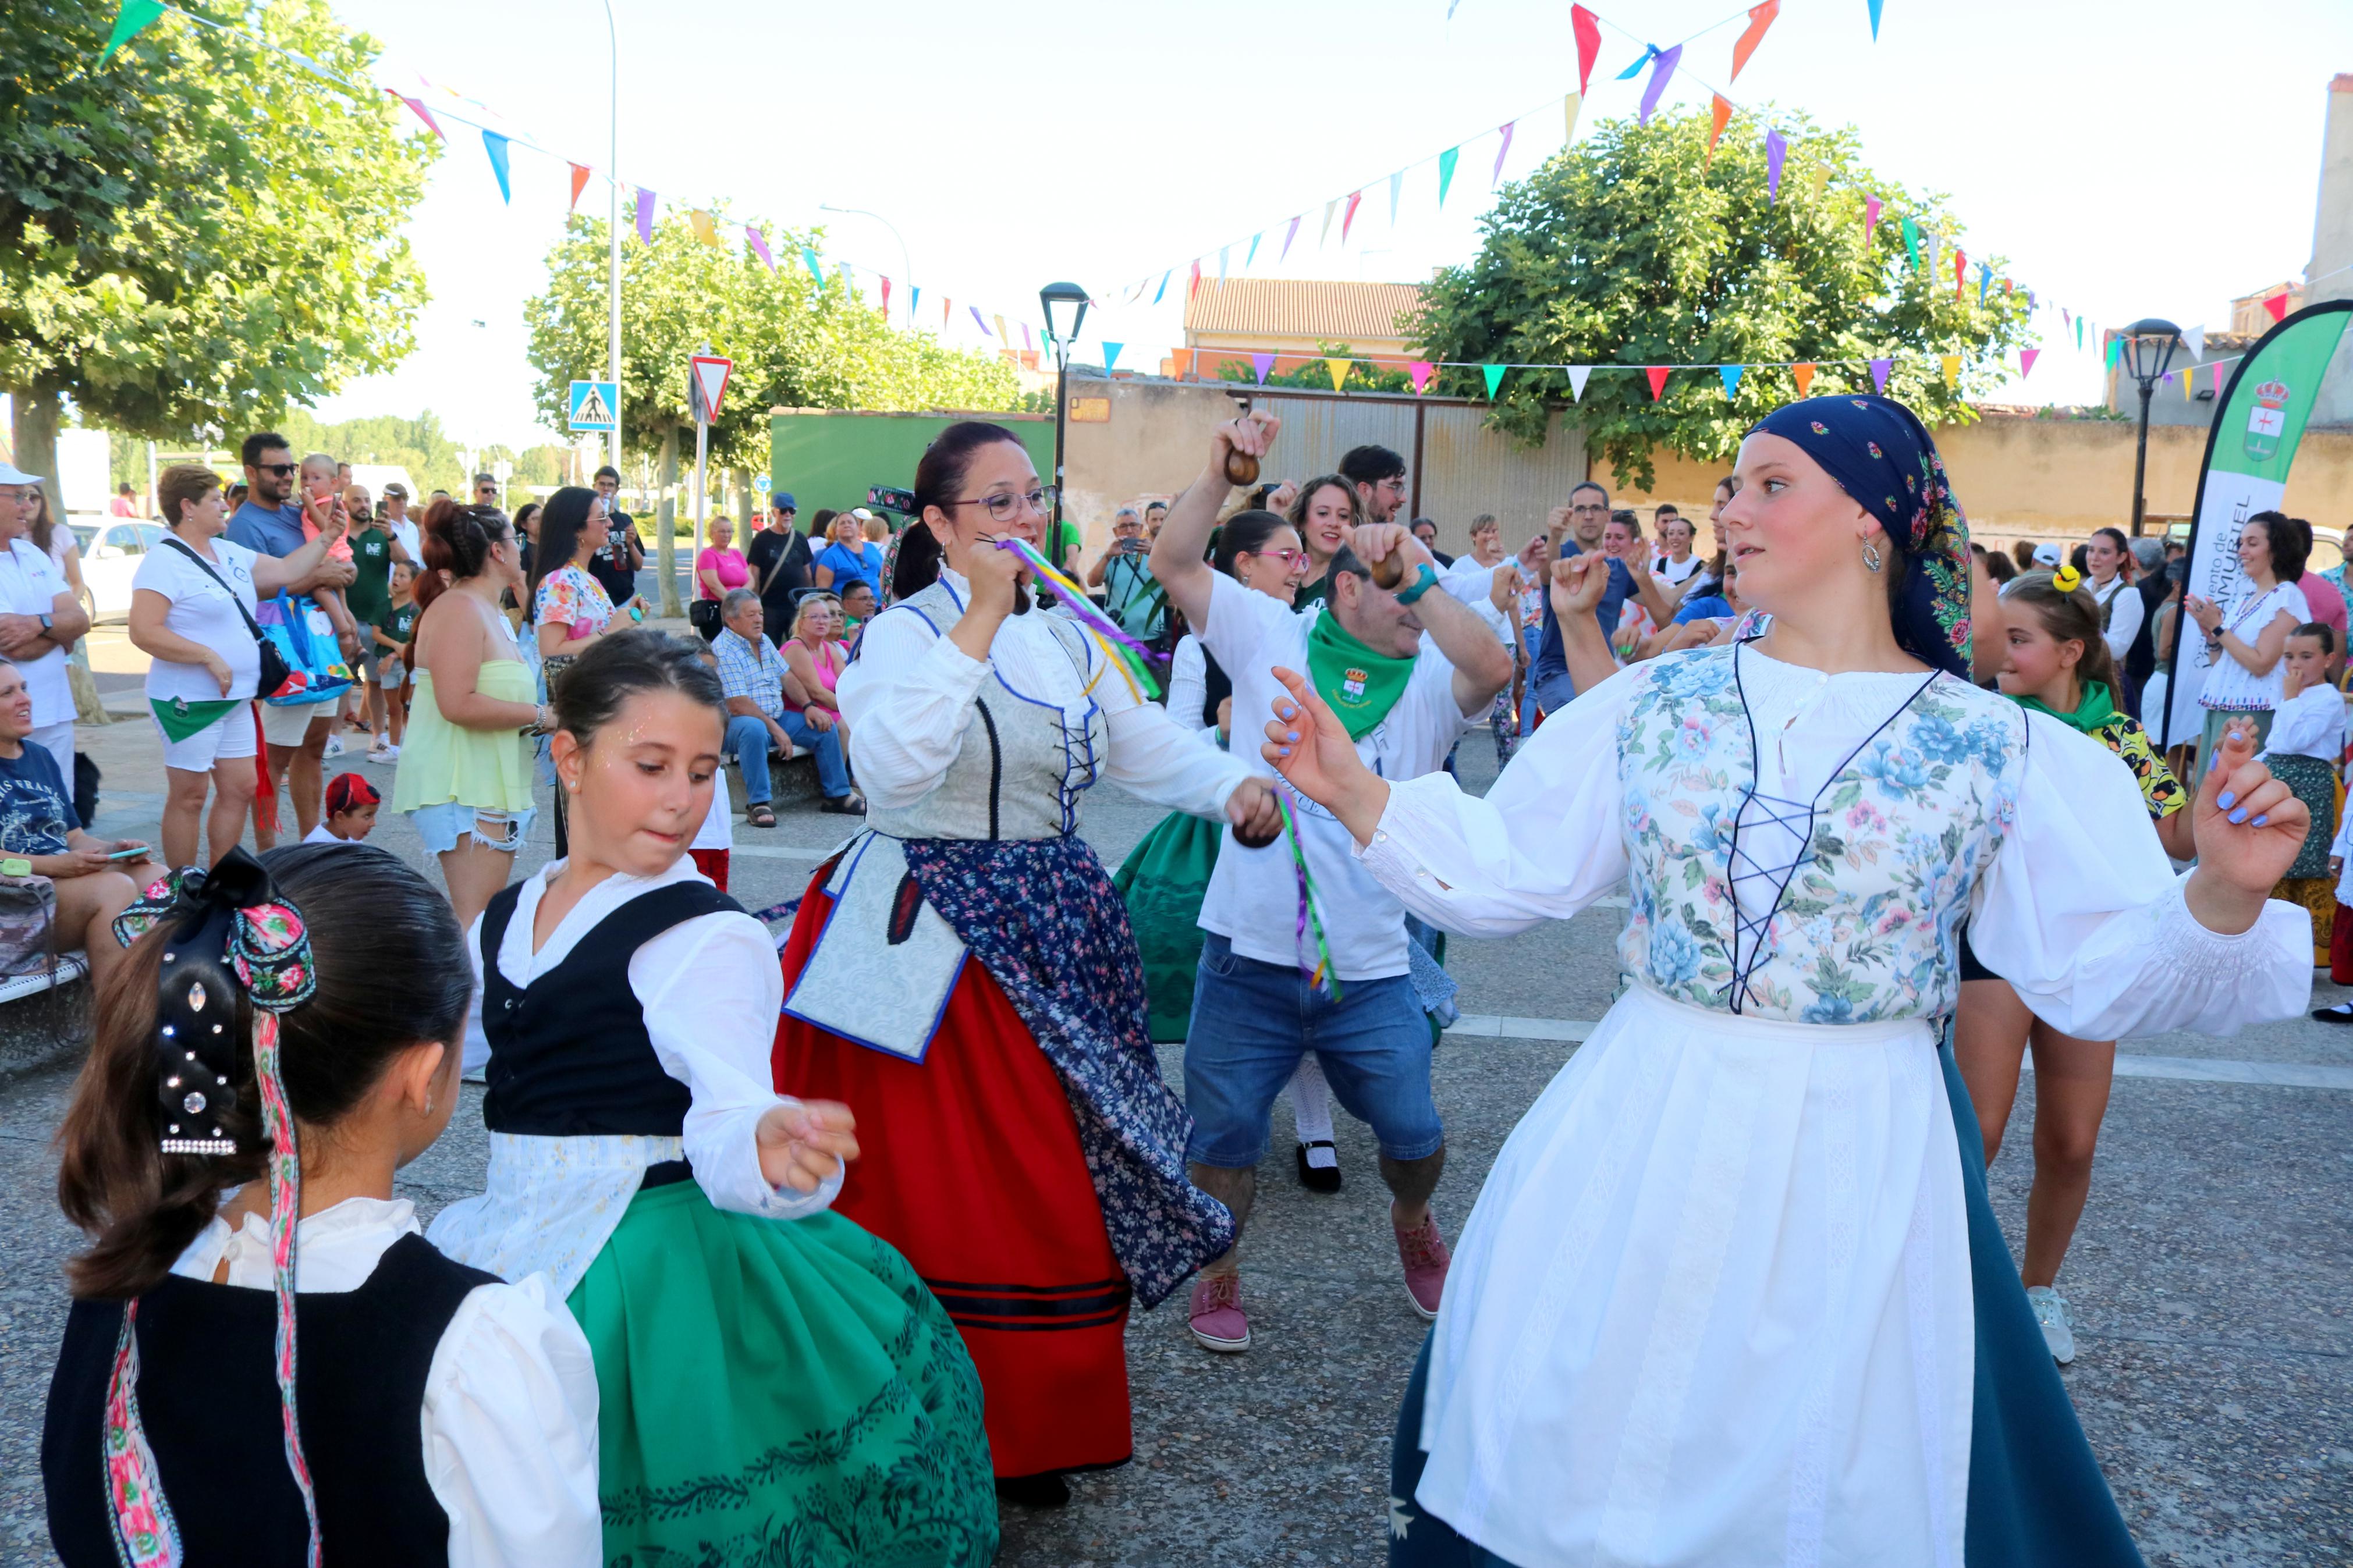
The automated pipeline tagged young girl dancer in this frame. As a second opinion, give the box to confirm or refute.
[45,844,601,1566]
[2258,623,2343,963]
[1262,396,2310,1567]
[1954,567,2194,1364]
[428,629,996,1566]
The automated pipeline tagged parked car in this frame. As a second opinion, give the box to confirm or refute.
[71,520,167,623]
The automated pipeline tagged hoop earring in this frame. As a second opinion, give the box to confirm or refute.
[1862,540,1884,574]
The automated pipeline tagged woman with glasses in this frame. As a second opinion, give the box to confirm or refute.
[771,422,1284,1509]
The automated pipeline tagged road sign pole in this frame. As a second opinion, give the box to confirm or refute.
[694,414,709,582]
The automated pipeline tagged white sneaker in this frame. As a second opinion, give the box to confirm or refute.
[2025,1286,2077,1364]
[322,733,346,759]
[366,745,395,765]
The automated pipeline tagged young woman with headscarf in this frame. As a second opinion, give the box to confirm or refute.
[1260,394,2312,1567]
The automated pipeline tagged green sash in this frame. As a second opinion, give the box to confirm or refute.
[1305,609,1418,741]
[2011,679,2114,736]
[150,696,242,744]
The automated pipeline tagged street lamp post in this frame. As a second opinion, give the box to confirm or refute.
[2118,317,2184,538]
[602,0,622,478]
[1038,282,1091,555]
[817,205,913,315]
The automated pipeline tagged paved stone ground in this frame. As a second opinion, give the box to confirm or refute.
[1,707,2347,1566]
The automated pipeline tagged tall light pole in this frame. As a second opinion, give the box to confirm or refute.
[602,0,622,479]
[1039,282,1090,551]
[2118,317,2183,538]
[818,204,913,312]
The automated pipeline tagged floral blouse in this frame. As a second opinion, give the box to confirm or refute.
[533,565,614,641]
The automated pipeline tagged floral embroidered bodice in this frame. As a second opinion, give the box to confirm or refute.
[1614,642,2028,1023]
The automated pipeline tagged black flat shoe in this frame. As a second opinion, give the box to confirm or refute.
[2312,1002,2353,1023]
[1295,1140,1342,1193]
[995,1471,1070,1508]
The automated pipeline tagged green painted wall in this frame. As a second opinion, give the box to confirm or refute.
[768,410,1055,522]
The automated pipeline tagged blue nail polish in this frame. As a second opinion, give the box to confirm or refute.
[2228,807,2248,823]
[1286,731,1299,743]
[2218,790,2236,809]
[1278,745,1291,756]
[2252,815,2269,827]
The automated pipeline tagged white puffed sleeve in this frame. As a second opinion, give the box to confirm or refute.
[425,1274,603,1568]
[630,910,843,1219]
[1967,712,2310,1039]
[837,605,994,809]
[1353,661,1638,937]
[1167,634,1209,733]
[2101,582,2143,663]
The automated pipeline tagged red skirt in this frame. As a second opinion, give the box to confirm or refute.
[772,884,1133,1480]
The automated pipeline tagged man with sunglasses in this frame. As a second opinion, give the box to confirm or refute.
[472,472,504,515]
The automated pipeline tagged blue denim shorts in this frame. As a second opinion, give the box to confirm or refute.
[409,800,535,856]
[1183,933,1444,1168]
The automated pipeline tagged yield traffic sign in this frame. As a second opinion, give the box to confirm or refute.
[568,379,618,432]
[689,355,733,425]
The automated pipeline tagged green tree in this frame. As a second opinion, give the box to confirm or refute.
[526,212,1018,613]
[1413,106,2031,489]
[1,0,434,510]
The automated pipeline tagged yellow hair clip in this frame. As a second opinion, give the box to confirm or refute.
[2052,564,2082,594]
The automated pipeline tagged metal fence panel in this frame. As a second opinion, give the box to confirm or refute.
[1244,392,1418,487]
[1416,406,1589,556]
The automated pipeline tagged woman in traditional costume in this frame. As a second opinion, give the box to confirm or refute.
[771,421,1282,1507]
[1259,394,2311,1567]
[430,630,996,1566]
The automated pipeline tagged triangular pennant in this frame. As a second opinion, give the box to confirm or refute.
[1638,45,1683,126]
[1438,147,1460,207]
[1152,270,1169,305]
[1730,0,1780,80]
[803,247,827,287]
[1246,232,1262,268]
[1102,342,1123,373]
[839,261,855,291]
[1409,361,1437,394]
[1563,92,1582,144]
[1492,121,1516,185]
[1706,95,1733,165]
[2182,366,2197,402]
[634,189,655,244]
[992,313,1009,343]
[1806,163,1830,199]
[1954,248,1967,297]
[1978,263,1992,303]
[1567,366,1592,401]
[1325,358,1351,393]
[1900,216,1920,269]
[1341,190,1364,244]
[1251,353,1275,385]
[1389,171,1403,226]
[1217,246,1229,282]
[910,286,921,316]
[2018,348,2039,378]
[481,130,511,203]
[1190,258,1202,297]
[1645,366,1670,400]
[1172,350,1197,379]
[1869,357,1893,393]
[1719,364,1744,399]
[1864,194,1883,242]
[943,297,952,326]
[1571,5,1602,93]
[567,163,592,210]
[1867,0,1884,40]
[972,307,991,335]
[1940,354,1960,388]
[1021,321,1033,351]
[1481,364,1507,399]
[402,97,445,139]
[1282,215,1301,260]
[1792,362,1815,396]
[2104,337,2124,369]
[881,276,892,315]
[1321,199,1337,248]
[689,209,718,246]
[2212,360,2226,393]
[2181,324,2206,358]
[1765,129,1787,201]
[99,0,168,64]
[2263,291,2289,323]
[1616,44,1658,81]
[746,226,775,269]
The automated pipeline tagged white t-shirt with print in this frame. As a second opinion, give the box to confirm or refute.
[1194,572,1481,982]
[134,537,263,703]
[0,538,72,728]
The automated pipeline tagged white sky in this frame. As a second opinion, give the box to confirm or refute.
[310,0,2353,449]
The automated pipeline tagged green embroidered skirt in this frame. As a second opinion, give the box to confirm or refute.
[564,1178,998,1568]
[1111,808,1224,1043]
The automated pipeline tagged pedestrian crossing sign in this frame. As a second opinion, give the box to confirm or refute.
[569,379,619,432]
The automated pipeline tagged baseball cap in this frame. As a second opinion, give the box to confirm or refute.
[849,507,874,522]
[0,460,42,486]
[383,481,408,497]
[2032,543,2061,567]
[774,491,796,510]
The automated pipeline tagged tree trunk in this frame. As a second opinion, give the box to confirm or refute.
[655,424,683,620]
[7,387,109,724]
[732,465,753,529]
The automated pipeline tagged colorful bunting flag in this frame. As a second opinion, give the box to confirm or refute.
[1389,171,1403,226]
[1719,364,1744,399]
[1869,357,1893,393]
[1645,366,1670,400]
[910,286,921,316]
[1706,96,1733,165]
[1617,45,1658,81]
[1282,215,1302,260]
[1218,245,1228,282]
[1492,122,1516,185]
[993,313,1009,343]
[1152,270,1170,305]
[1867,0,1884,40]
[1765,129,1787,201]
[2104,337,2123,371]
[402,97,445,139]
[1189,258,1202,297]
[1482,364,1507,399]
[1438,147,1460,207]
[1940,354,1960,388]
[1321,200,1337,248]
[99,0,168,64]
[1953,249,1966,296]
[803,247,827,287]
[634,189,654,244]
[1247,232,1262,268]
[1567,366,1593,401]
[746,226,774,269]
[881,276,892,314]
[2211,361,2226,393]
[2182,366,2196,402]
[1792,362,1815,396]
[1978,263,1991,303]
[942,297,951,326]
[1807,163,1830,199]
[2263,291,2290,324]
[1572,5,1602,93]
[1900,216,1920,270]
[972,307,991,335]
[1103,342,1123,372]
[1341,190,1363,243]
[1252,353,1275,385]
[1730,1,1779,81]
[1638,46,1683,126]
[567,163,592,210]
[481,130,511,203]
[689,209,717,246]
[2018,348,2039,378]
[1864,194,1883,243]
[2181,324,2206,358]
[1325,358,1351,392]
[1564,93,1582,144]
[1020,321,1033,351]
[1410,361,1437,394]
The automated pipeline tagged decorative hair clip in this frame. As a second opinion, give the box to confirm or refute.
[2052,564,2083,594]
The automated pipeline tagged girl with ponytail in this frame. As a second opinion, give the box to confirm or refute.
[44,845,599,1566]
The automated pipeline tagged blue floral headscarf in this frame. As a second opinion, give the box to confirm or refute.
[1748,394,1971,678]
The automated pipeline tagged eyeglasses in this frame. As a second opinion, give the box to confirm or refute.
[1245,547,1306,569]
[950,486,1055,524]
[254,463,296,478]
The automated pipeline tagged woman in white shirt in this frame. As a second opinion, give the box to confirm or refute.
[2188,509,2312,762]
[130,465,343,868]
[47,842,601,1568]
[2084,526,2144,681]
[2259,621,2345,963]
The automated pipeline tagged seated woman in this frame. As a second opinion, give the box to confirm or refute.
[428,629,996,1566]
[0,658,151,991]
[44,844,601,1566]
[778,592,852,753]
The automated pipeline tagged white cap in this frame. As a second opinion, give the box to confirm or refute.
[0,461,41,486]
[2032,543,2061,566]
[849,507,874,521]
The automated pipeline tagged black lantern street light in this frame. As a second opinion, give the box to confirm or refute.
[1039,282,1091,543]
[2118,318,2184,538]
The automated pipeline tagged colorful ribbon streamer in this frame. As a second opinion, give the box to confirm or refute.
[1277,791,1341,1000]
[992,537,1161,701]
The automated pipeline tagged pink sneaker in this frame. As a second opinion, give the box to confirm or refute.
[1187,1273,1251,1352]
[1394,1209,1451,1320]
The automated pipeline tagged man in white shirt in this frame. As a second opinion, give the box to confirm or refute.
[1151,411,1513,1354]
[0,460,90,776]
[381,482,421,567]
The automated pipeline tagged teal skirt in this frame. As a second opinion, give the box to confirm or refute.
[566,1178,998,1568]
[1112,809,1224,1043]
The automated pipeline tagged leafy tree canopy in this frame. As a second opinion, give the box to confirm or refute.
[1413,106,2030,490]
[1,0,434,499]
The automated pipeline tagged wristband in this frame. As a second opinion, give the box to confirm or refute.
[1393,563,1442,606]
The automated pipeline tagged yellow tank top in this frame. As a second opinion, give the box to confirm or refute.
[390,657,537,815]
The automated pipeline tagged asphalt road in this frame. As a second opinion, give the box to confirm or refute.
[1,718,2347,1566]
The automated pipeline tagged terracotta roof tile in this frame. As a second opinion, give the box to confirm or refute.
[1183,278,1425,342]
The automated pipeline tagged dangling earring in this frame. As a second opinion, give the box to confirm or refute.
[1862,539,1884,574]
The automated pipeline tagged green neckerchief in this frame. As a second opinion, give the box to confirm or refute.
[2010,679,2115,735]
[1305,609,1418,741]
[150,695,243,743]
